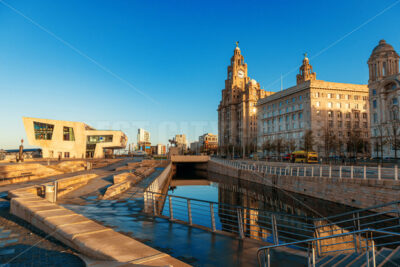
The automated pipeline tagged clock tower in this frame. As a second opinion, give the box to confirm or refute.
[218,43,270,157]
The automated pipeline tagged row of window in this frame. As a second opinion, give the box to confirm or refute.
[264,94,308,111]
[372,97,398,109]
[324,111,367,119]
[263,104,303,118]
[315,102,367,110]
[327,120,368,129]
[315,92,368,100]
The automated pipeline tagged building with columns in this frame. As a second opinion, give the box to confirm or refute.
[257,55,370,157]
[218,43,273,156]
[368,40,400,158]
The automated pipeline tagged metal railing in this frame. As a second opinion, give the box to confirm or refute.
[257,229,400,267]
[212,158,400,181]
[144,190,316,246]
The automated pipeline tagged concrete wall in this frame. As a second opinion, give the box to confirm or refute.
[208,160,400,212]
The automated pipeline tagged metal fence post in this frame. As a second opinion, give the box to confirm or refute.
[291,167,293,176]
[297,167,299,176]
[53,181,58,203]
[187,199,192,225]
[304,167,306,177]
[364,165,367,180]
[210,203,216,232]
[237,208,244,239]
[169,196,173,220]
[351,166,354,179]
[311,166,314,177]
[395,165,398,181]
[320,166,322,177]
[329,165,332,178]
[271,214,279,245]
[152,193,157,215]
[378,165,381,180]
[340,166,342,179]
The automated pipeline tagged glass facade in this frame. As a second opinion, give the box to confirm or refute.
[33,122,54,140]
[63,126,75,141]
[87,135,113,144]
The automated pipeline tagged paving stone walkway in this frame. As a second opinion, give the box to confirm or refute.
[0,203,85,267]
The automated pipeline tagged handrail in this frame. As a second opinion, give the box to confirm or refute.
[257,229,400,266]
[145,190,314,222]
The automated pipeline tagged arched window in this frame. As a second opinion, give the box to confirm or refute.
[383,62,387,76]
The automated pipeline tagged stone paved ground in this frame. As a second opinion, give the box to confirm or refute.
[0,201,84,267]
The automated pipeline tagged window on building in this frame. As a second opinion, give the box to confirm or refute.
[299,104,303,109]
[354,95,359,100]
[292,114,296,120]
[354,122,360,128]
[338,131,342,137]
[316,110,320,116]
[354,112,359,119]
[337,103,341,108]
[279,101,282,107]
[315,92,319,98]
[33,122,54,140]
[64,152,70,158]
[346,112,351,119]
[373,113,378,123]
[292,97,296,102]
[372,89,376,96]
[328,102,332,108]
[355,104,359,109]
[299,95,302,101]
[346,103,350,109]
[316,102,320,107]
[63,126,75,141]
[299,112,303,119]
[346,121,351,129]
[328,93,332,99]
[393,97,398,105]
[328,120,333,127]
[363,113,367,119]
[337,112,342,118]
[328,111,333,118]
[87,135,113,144]
[338,121,342,128]
[336,94,340,99]
[363,122,368,128]
[373,100,377,109]
[363,96,368,100]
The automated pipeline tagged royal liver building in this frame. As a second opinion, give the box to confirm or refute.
[217,44,272,156]
[368,40,400,158]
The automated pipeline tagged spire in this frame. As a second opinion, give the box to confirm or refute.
[296,53,316,85]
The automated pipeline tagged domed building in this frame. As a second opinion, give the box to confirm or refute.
[368,40,400,158]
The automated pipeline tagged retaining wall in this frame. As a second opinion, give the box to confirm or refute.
[208,160,400,212]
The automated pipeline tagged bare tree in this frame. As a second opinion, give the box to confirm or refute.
[321,126,338,158]
[302,130,314,153]
[286,139,296,153]
[385,120,400,159]
[375,124,387,159]
[347,130,364,158]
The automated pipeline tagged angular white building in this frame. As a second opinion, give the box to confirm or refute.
[22,117,127,159]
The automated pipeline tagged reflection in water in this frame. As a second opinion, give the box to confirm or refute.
[164,171,360,245]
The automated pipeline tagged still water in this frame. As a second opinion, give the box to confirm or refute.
[63,170,358,266]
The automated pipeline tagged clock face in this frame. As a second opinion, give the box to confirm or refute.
[237,70,244,78]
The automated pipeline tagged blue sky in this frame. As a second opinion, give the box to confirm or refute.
[0,0,400,149]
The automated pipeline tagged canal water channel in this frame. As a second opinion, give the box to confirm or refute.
[62,166,361,266]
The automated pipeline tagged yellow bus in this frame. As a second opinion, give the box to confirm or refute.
[291,151,318,163]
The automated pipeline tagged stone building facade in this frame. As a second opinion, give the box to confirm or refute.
[257,56,370,157]
[368,40,400,158]
[218,44,273,155]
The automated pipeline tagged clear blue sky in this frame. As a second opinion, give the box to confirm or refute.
[1,0,399,149]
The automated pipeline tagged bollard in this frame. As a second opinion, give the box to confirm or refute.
[395,165,398,181]
[45,185,55,203]
[378,165,381,180]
